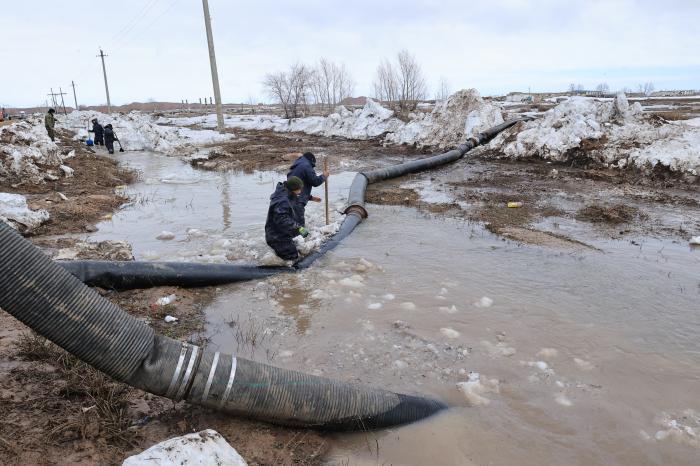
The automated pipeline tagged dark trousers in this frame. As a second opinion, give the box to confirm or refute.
[105,139,114,154]
[94,136,104,145]
[266,239,299,261]
[46,127,55,141]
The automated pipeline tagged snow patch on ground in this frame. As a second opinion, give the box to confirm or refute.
[122,429,247,465]
[0,193,49,233]
[63,110,234,155]
[489,94,700,175]
[0,118,68,184]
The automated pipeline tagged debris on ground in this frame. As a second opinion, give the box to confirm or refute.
[0,192,49,233]
[156,294,177,306]
[32,237,134,261]
[163,315,179,323]
[122,430,248,466]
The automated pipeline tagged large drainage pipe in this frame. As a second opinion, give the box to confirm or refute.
[0,220,445,430]
[58,119,521,287]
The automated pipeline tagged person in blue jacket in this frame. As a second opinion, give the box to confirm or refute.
[286,152,329,225]
[265,176,309,261]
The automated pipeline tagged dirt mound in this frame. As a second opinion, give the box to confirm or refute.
[576,204,644,224]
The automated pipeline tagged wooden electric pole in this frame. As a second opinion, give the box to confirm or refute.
[202,0,224,132]
[97,48,112,114]
[71,81,78,110]
[58,87,68,115]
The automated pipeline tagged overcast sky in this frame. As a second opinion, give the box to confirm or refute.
[2,0,699,107]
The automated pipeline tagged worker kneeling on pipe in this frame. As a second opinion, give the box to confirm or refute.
[265,176,308,261]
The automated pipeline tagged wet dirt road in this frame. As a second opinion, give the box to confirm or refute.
[88,151,700,465]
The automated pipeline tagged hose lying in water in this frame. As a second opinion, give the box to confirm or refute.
[57,118,521,287]
[0,219,445,430]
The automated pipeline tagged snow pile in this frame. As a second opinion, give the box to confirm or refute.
[0,193,49,232]
[169,90,504,149]
[0,118,69,184]
[386,89,504,148]
[220,98,404,140]
[456,372,500,406]
[489,94,700,175]
[63,110,233,155]
[122,429,247,465]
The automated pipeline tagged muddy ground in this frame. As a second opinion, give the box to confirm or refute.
[192,128,431,172]
[1,127,699,464]
[0,128,136,236]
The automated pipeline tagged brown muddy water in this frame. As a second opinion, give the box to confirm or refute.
[88,152,699,465]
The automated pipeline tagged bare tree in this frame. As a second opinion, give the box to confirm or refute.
[568,83,577,95]
[373,49,427,113]
[595,82,610,96]
[638,82,654,96]
[435,77,451,102]
[263,63,313,119]
[310,58,355,114]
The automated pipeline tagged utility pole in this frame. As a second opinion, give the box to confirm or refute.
[71,81,78,110]
[58,87,68,115]
[48,88,58,107]
[202,0,224,131]
[97,48,112,114]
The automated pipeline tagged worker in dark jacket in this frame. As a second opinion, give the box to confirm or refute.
[44,108,56,141]
[89,118,104,146]
[265,176,309,261]
[103,124,118,154]
[287,152,329,224]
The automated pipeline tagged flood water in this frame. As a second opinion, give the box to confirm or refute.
[90,151,700,465]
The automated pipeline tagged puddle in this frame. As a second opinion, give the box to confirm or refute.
[86,151,700,465]
[85,151,356,262]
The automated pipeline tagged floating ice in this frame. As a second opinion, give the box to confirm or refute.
[440,327,460,339]
[156,231,176,240]
[382,293,396,301]
[279,350,294,358]
[574,358,594,371]
[339,275,365,288]
[392,360,408,369]
[555,394,573,407]
[537,348,559,359]
[439,305,459,314]
[367,302,383,310]
[481,340,516,357]
[475,296,494,308]
[399,302,416,310]
[456,372,500,406]
[653,410,700,448]
[186,228,207,238]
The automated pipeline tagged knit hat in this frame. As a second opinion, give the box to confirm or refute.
[286,176,303,191]
[302,152,316,166]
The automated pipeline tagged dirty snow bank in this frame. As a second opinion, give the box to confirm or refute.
[0,193,49,232]
[122,429,247,465]
[386,89,504,148]
[168,89,504,149]
[64,110,234,155]
[0,118,73,184]
[489,94,700,175]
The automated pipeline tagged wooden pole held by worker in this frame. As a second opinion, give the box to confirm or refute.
[324,157,330,225]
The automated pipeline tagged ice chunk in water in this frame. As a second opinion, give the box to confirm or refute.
[439,305,459,314]
[440,327,460,339]
[537,348,559,359]
[475,296,494,308]
[456,372,500,406]
[382,293,396,301]
[156,231,175,240]
[555,394,573,407]
[339,275,365,288]
[399,302,416,310]
[574,358,594,371]
[367,302,383,310]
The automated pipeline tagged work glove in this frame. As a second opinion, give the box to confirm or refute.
[298,227,310,238]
